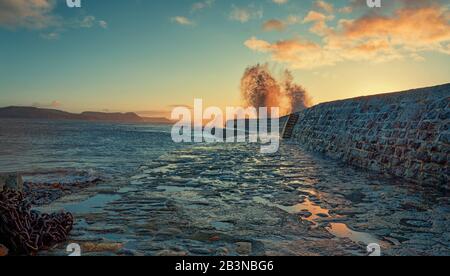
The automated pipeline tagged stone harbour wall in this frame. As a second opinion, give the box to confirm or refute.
[290,83,449,189]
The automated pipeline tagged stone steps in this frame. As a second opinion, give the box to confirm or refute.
[282,113,299,139]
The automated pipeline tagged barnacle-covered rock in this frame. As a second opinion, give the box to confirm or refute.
[0,191,73,255]
[0,244,8,256]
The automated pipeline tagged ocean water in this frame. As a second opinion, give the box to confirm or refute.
[0,119,449,256]
[0,119,177,181]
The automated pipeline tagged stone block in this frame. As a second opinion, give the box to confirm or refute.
[292,84,448,188]
[438,133,449,144]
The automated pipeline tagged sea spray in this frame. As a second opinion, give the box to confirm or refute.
[241,64,312,116]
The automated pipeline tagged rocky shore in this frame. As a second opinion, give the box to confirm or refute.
[1,141,449,256]
[32,142,449,257]
[23,175,102,206]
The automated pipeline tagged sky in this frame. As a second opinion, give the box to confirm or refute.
[0,0,449,117]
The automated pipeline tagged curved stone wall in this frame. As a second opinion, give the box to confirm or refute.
[290,84,449,189]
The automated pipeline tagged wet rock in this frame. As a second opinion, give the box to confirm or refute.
[298,211,312,218]
[235,242,252,255]
[191,231,221,242]
[216,247,229,256]
[400,219,433,228]
[86,226,125,234]
[0,244,9,256]
[23,177,102,206]
[34,139,450,256]
[400,202,427,212]
[117,248,142,256]
[383,237,401,246]
[81,242,123,253]
[344,191,366,203]
[0,173,23,192]
[190,248,212,255]
[316,213,329,218]
[389,233,410,243]
[159,228,183,236]
[208,235,221,242]
[156,250,188,256]
[211,221,234,231]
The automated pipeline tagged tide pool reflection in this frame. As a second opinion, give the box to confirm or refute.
[253,195,385,247]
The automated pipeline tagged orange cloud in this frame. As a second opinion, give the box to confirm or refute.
[0,0,57,29]
[303,11,333,23]
[352,39,390,53]
[314,0,334,14]
[262,19,286,32]
[245,37,339,69]
[342,6,450,45]
[245,3,450,69]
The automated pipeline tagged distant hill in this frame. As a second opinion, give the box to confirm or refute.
[0,106,173,124]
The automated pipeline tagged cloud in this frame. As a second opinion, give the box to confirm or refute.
[262,14,304,32]
[98,20,108,29]
[341,6,450,46]
[79,16,96,28]
[137,105,194,118]
[286,15,302,24]
[40,31,59,40]
[314,0,334,14]
[338,6,353,14]
[32,100,61,109]
[272,0,288,4]
[0,0,108,40]
[171,16,194,26]
[70,16,107,29]
[0,0,58,29]
[229,4,263,23]
[245,3,450,69]
[302,11,334,36]
[135,110,171,118]
[262,19,286,32]
[192,0,214,12]
[167,104,193,109]
[244,36,338,69]
[303,11,334,23]
[244,37,272,52]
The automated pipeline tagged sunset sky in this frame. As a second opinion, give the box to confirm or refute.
[1,0,449,117]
